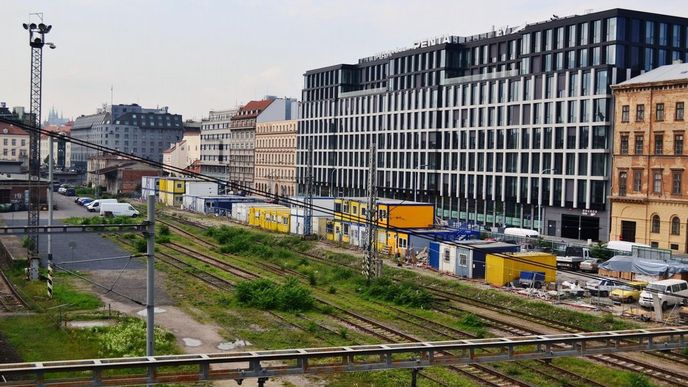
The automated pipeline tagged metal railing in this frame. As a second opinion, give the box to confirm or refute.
[0,327,685,386]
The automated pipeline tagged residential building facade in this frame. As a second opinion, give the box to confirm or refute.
[71,104,183,170]
[298,9,688,241]
[0,122,29,166]
[610,63,688,252]
[200,109,237,181]
[254,120,298,197]
[163,121,201,176]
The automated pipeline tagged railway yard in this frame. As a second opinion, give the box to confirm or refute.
[1,203,688,386]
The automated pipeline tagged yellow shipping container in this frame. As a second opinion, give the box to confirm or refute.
[485,252,556,287]
[260,206,290,233]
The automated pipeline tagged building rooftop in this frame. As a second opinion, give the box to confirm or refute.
[0,122,29,136]
[617,62,688,87]
[232,100,273,120]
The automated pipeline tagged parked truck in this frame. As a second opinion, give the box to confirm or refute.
[556,246,590,270]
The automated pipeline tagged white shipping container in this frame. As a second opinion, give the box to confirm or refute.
[185,181,218,197]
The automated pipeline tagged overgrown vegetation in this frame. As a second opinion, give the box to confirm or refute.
[359,277,433,308]
[157,224,171,244]
[95,318,177,357]
[64,216,138,226]
[235,278,314,312]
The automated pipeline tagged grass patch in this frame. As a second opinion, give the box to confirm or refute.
[95,318,177,357]
[359,277,433,308]
[64,216,138,226]
[236,278,314,312]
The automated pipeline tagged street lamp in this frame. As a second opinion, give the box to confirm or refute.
[413,164,430,203]
[538,168,554,236]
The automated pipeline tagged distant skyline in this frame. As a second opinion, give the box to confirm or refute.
[1,0,687,122]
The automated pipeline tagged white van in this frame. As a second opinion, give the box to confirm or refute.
[639,279,688,309]
[86,199,118,212]
[100,203,140,218]
[605,240,650,253]
[503,228,540,238]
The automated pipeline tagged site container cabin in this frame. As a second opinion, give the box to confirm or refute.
[158,177,187,207]
[183,195,258,216]
[232,202,275,223]
[141,176,160,199]
[289,197,335,236]
[485,252,556,287]
[257,206,291,233]
[247,204,286,228]
[439,240,520,278]
[428,242,441,270]
[388,228,480,258]
[184,181,218,197]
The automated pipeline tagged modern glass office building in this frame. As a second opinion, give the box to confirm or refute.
[297,9,688,241]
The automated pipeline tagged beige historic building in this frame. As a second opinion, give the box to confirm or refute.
[254,120,297,197]
[610,63,688,253]
[0,122,29,165]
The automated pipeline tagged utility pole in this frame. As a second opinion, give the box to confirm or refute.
[304,139,313,236]
[363,142,379,281]
[146,194,156,359]
[47,136,53,265]
[23,16,55,280]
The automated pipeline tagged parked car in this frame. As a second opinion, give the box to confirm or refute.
[610,281,647,303]
[64,188,76,196]
[579,258,601,272]
[100,203,140,218]
[639,279,688,309]
[57,184,72,194]
[585,278,626,297]
[75,197,92,205]
[86,199,118,212]
[519,271,546,289]
[80,198,94,206]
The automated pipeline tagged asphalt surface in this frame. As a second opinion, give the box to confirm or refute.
[0,193,144,271]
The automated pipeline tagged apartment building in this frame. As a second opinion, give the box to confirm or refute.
[254,120,297,197]
[610,62,688,252]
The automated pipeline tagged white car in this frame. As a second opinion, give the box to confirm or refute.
[86,199,118,212]
[585,278,626,297]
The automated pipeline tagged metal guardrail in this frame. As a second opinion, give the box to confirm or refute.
[0,327,685,386]
[0,224,148,235]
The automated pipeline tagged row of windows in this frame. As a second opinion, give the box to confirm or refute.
[619,133,684,156]
[256,153,296,165]
[618,170,683,196]
[0,148,26,157]
[621,102,685,122]
[255,182,295,197]
[650,215,684,236]
[255,167,296,180]
[1,138,26,146]
[255,137,296,149]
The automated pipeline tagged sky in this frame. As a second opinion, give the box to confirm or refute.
[1,0,687,122]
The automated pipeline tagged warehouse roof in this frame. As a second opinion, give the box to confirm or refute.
[616,62,688,87]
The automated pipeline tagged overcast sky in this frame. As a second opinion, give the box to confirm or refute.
[1,0,686,121]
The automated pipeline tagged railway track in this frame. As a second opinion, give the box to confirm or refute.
[156,214,688,385]
[0,268,27,313]
[155,217,536,386]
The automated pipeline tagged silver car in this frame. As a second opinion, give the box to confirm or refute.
[579,258,600,272]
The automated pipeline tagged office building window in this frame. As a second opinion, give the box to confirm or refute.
[653,171,662,193]
[636,104,644,121]
[646,21,655,44]
[676,102,684,121]
[635,135,644,154]
[673,171,682,195]
[619,171,627,196]
[671,217,681,235]
[656,103,665,121]
[651,215,660,233]
[655,134,664,155]
[633,170,642,192]
[620,134,629,154]
[621,105,630,122]
[676,134,684,155]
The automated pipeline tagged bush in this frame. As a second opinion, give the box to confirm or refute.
[134,238,147,253]
[159,225,170,236]
[95,318,176,357]
[625,373,652,387]
[235,278,314,312]
[361,278,433,308]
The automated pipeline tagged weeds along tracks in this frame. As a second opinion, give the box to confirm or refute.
[157,217,534,386]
